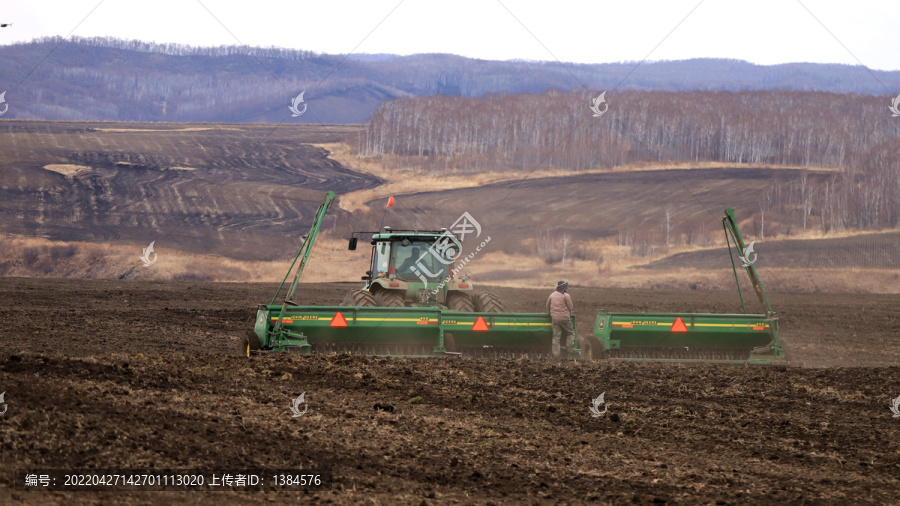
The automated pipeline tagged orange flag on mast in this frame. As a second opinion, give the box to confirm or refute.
[386,196,395,209]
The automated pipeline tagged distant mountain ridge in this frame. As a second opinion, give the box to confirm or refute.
[0,36,898,124]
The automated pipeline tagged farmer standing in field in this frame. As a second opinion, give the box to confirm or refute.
[547,280,575,358]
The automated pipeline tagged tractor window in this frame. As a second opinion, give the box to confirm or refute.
[391,241,446,282]
[373,242,390,276]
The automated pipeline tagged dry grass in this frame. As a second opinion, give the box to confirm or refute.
[92,127,245,133]
[462,250,900,294]
[2,231,897,293]
[0,233,366,284]
[759,226,900,241]
[42,164,92,177]
[603,160,839,173]
[2,137,894,294]
[320,142,834,213]
[467,236,900,294]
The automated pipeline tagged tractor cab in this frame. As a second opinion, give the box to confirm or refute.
[372,234,448,283]
[348,227,474,308]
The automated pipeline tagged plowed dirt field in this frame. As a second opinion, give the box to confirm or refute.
[1,278,899,505]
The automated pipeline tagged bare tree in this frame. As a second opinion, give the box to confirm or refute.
[664,207,672,247]
[358,90,899,235]
[535,229,556,265]
[759,188,773,240]
[759,207,765,240]
[803,187,815,231]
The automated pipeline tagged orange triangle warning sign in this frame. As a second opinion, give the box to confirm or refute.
[472,316,489,332]
[330,312,348,328]
[670,317,688,333]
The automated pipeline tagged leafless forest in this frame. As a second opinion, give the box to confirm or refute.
[4,37,900,123]
[357,90,900,231]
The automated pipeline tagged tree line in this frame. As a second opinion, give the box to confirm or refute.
[3,37,900,124]
[29,35,322,60]
[357,90,900,232]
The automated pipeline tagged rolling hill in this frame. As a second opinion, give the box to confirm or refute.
[641,232,900,270]
[1,37,900,123]
[0,119,897,292]
[0,121,379,260]
[366,166,832,253]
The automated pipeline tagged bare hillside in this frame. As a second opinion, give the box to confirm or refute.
[0,121,379,260]
[643,232,900,270]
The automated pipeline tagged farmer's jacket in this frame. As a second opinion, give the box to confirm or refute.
[546,291,574,320]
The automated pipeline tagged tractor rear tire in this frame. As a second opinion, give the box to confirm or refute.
[473,292,505,313]
[374,291,406,307]
[243,331,261,357]
[341,290,377,307]
[446,292,474,312]
[578,336,604,361]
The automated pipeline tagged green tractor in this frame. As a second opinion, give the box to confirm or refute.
[250,192,783,363]
[345,227,505,313]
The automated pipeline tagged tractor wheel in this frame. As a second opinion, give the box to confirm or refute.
[443,332,457,353]
[473,292,505,313]
[242,331,261,358]
[340,290,377,307]
[446,292,474,312]
[374,291,406,307]
[577,336,604,361]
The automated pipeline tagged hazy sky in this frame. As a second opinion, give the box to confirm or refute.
[2,0,899,70]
